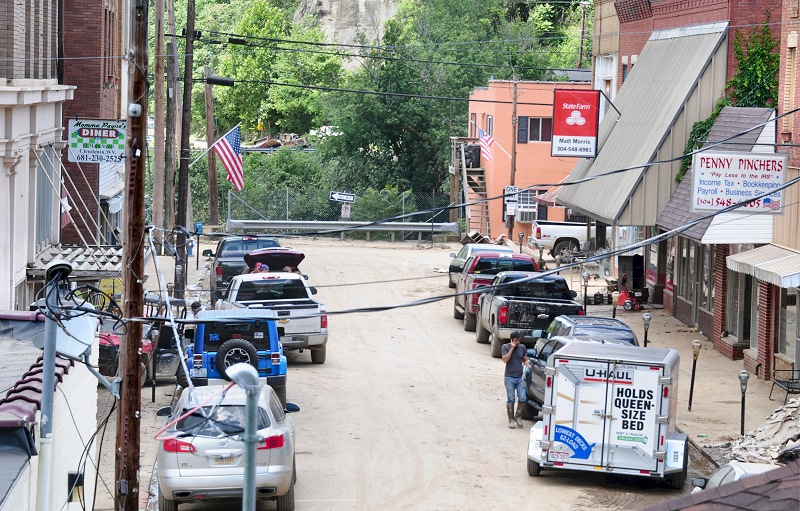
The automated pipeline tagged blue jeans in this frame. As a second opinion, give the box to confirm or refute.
[505,376,527,404]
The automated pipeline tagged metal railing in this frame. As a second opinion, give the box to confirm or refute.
[225,219,461,241]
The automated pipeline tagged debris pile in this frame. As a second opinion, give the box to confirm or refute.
[726,398,800,464]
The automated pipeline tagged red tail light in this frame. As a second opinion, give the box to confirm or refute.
[663,387,669,398]
[215,266,222,277]
[271,352,281,365]
[257,434,285,450]
[546,376,552,388]
[498,305,508,324]
[320,311,328,329]
[193,354,203,368]
[535,227,541,238]
[163,438,196,453]
[578,308,586,315]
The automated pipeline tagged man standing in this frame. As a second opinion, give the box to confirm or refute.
[501,331,528,429]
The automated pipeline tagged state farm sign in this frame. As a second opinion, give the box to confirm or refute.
[551,89,600,158]
[691,151,787,213]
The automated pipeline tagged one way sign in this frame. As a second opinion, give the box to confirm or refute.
[329,191,356,203]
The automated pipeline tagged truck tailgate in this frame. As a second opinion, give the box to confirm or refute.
[506,299,581,330]
[546,357,667,473]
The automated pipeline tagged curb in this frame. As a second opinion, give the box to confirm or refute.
[677,425,721,469]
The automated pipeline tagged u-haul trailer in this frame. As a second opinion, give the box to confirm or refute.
[527,342,687,488]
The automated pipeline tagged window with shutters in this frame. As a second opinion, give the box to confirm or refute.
[517,117,552,143]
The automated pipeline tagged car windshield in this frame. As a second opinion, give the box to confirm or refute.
[219,239,279,256]
[500,279,570,298]
[236,279,308,301]
[176,405,270,436]
[574,326,637,344]
[474,258,535,275]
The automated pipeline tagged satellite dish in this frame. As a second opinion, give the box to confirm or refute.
[32,303,100,360]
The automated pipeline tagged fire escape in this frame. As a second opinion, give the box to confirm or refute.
[451,138,490,237]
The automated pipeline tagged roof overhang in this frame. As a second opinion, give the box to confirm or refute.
[557,22,728,225]
[26,245,123,281]
[727,244,800,288]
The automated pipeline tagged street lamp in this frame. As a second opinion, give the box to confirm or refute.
[582,271,589,311]
[739,370,749,436]
[688,340,701,411]
[612,291,620,318]
[227,363,262,511]
[518,232,524,253]
[642,312,652,347]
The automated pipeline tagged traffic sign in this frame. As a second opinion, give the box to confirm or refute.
[504,185,519,202]
[341,203,351,219]
[329,191,356,203]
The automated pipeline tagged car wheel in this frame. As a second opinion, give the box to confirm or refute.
[276,477,295,511]
[463,312,477,332]
[527,458,541,477]
[175,363,190,388]
[448,273,456,289]
[490,331,502,358]
[215,339,259,380]
[476,323,490,344]
[553,240,579,264]
[311,346,326,364]
[453,297,464,320]
[273,385,287,407]
[158,486,178,511]
[521,402,536,421]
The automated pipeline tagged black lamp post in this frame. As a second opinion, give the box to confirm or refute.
[612,291,619,318]
[739,370,749,436]
[688,340,701,411]
[582,271,589,311]
[518,232,524,254]
[642,312,651,347]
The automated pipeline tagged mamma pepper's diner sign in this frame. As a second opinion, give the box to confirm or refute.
[67,119,127,163]
[692,151,787,213]
[551,89,601,158]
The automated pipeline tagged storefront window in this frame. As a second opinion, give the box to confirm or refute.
[700,245,714,312]
[778,287,797,362]
[727,269,740,337]
[678,238,695,300]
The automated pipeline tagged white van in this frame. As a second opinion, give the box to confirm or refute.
[527,342,688,488]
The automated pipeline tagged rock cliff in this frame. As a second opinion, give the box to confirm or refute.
[294,0,397,46]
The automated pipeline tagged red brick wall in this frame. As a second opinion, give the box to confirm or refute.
[754,281,776,380]
[779,0,800,170]
[60,0,120,244]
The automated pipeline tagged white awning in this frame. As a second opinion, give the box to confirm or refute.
[727,244,800,288]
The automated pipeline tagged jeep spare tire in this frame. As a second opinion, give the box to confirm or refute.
[216,339,259,380]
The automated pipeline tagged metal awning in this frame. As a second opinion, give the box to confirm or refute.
[557,22,728,225]
[26,245,123,281]
[727,244,800,288]
[533,177,567,206]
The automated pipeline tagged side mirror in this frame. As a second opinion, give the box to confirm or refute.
[156,406,173,417]
[691,477,707,489]
[202,249,213,257]
[284,402,300,413]
[526,348,537,359]
[531,329,545,339]
[303,274,309,280]
[449,253,456,258]
[570,290,578,299]
[309,287,317,295]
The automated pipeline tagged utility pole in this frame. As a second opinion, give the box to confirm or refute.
[577,1,588,68]
[165,0,178,247]
[204,66,220,225]
[152,0,165,254]
[116,0,148,509]
[175,0,196,299]
[507,78,518,238]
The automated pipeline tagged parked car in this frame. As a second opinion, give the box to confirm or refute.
[447,243,513,288]
[203,236,281,301]
[523,330,639,418]
[691,461,779,493]
[156,383,298,511]
[534,315,640,346]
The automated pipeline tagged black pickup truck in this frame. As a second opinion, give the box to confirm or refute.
[475,271,583,358]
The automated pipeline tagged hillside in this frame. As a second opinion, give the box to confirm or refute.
[294,0,398,46]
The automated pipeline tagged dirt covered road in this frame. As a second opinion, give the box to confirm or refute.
[97,237,696,510]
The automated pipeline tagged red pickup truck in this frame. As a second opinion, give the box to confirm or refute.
[453,252,538,332]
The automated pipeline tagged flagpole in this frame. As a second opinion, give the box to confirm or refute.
[469,119,511,159]
[189,122,241,168]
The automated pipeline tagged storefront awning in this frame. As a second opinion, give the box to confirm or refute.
[727,244,800,288]
[533,177,567,206]
[556,23,728,225]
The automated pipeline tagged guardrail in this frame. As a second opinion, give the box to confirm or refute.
[225,219,461,241]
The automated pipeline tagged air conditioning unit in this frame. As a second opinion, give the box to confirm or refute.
[516,209,537,223]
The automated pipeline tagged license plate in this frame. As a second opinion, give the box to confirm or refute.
[190,368,207,377]
[280,335,292,343]
[213,456,234,465]
[550,451,570,461]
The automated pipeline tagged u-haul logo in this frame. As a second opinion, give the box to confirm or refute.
[583,368,633,384]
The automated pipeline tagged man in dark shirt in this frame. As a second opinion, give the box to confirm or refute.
[501,331,528,428]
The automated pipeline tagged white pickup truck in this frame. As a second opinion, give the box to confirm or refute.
[214,272,329,364]
[527,220,609,260]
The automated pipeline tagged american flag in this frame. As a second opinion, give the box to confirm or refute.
[763,198,781,211]
[477,127,494,162]
[214,126,244,191]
